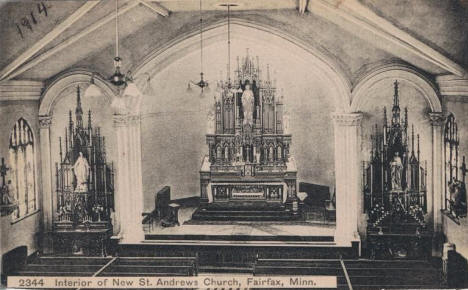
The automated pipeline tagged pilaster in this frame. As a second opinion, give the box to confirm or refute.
[429,112,445,256]
[111,92,144,243]
[38,115,53,254]
[332,113,363,246]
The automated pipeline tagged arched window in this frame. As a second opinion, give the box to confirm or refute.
[9,118,37,219]
[444,113,467,220]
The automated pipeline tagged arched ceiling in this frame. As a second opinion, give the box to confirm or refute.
[0,0,466,86]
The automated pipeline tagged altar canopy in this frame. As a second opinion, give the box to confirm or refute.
[195,53,299,221]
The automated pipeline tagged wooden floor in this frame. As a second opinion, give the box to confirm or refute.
[8,256,445,289]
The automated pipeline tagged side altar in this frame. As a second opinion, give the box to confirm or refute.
[51,87,114,256]
[195,53,299,220]
[363,81,430,259]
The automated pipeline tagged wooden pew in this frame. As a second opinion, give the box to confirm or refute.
[343,259,442,289]
[254,258,348,289]
[9,256,111,277]
[98,257,198,276]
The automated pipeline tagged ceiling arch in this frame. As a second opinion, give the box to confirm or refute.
[351,63,442,113]
[132,18,353,113]
[39,69,116,117]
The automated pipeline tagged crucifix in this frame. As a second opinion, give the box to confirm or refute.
[0,158,10,186]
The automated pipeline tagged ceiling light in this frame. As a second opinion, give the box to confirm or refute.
[187,0,209,96]
[83,73,102,98]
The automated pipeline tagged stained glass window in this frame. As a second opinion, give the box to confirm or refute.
[9,118,37,219]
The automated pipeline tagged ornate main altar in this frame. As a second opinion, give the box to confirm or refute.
[52,87,114,255]
[195,53,298,220]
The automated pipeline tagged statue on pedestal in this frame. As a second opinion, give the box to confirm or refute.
[73,152,90,192]
[1,180,15,205]
[390,151,403,191]
[241,81,254,126]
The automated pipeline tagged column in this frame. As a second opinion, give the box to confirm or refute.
[39,115,53,254]
[332,113,363,246]
[129,114,145,242]
[429,112,445,256]
[112,113,145,243]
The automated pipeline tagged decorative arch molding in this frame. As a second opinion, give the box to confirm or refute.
[132,18,352,112]
[350,63,442,112]
[39,69,116,117]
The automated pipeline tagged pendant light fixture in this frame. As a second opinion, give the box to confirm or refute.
[110,0,126,87]
[222,3,237,87]
[220,3,238,91]
[187,0,209,95]
[83,72,103,98]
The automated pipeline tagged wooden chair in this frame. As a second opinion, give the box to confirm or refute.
[155,186,171,220]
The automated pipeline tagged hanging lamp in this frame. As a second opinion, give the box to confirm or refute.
[220,3,237,90]
[83,72,102,98]
[187,0,209,95]
[109,0,126,87]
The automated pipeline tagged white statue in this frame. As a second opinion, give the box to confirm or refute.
[255,146,261,163]
[73,152,90,192]
[241,81,254,126]
[1,180,15,205]
[390,151,403,191]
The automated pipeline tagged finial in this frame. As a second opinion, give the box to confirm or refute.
[88,110,92,128]
[76,86,82,109]
[266,64,271,83]
[404,107,408,127]
[393,80,399,107]
[417,134,420,160]
[65,128,68,156]
[59,137,63,161]
[383,107,387,125]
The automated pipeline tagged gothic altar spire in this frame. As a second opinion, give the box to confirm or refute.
[392,80,401,126]
[75,86,83,128]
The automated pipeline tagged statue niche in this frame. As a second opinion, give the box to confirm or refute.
[241,80,255,127]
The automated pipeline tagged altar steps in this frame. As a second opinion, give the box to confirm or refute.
[191,206,301,222]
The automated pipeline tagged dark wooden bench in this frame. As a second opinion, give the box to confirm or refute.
[10,255,199,277]
[254,258,348,289]
[99,257,197,276]
[343,259,442,288]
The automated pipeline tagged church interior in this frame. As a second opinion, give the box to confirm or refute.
[1,0,468,289]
